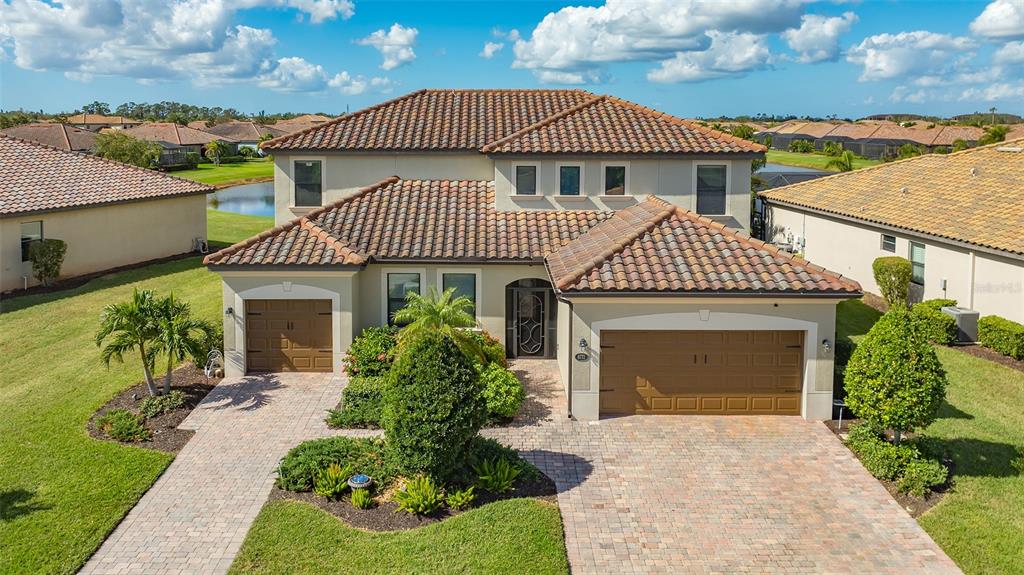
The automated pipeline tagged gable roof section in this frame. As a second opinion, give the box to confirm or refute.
[124,123,234,146]
[204,121,287,142]
[0,123,97,152]
[760,138,1024,256]
[0,134,213,217]
[546,196,860,295]
[204,177,612,266]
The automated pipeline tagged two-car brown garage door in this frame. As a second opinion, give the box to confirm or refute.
[599,330,804,416]
[246,300,332,372]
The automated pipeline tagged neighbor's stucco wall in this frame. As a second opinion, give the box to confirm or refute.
[564,298,842,421]
[0,194,207,292]
[493,156,753,230]
[768,204,1024,324]
[273,153,494,224]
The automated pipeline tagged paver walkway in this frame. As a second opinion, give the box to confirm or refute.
[80,373,344,575]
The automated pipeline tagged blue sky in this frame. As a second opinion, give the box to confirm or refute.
[2,0,1023,119]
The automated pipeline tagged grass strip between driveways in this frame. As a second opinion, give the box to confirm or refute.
[836,300,1024,575]
[766,149,881,171]
[0,210,272,575]
[173,160,273,186]
[229,499,569,575]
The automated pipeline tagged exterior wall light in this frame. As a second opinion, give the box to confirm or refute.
[578,338,588,350]
[225,307,234,316]
[822,339,832,353]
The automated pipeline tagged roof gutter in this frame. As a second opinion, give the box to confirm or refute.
[205,263,366,272]
[557,290,862,299]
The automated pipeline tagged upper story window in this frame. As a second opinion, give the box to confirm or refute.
[880,234,896,253]
[442,272,477,316]
[294,160,323,207]
[20,221,42,262]
[557,163,582,196]
[910,242,925,285]
[696,164,728,215]
[387,272,421,325]
[514,164,538,195]
[603,163,627,195]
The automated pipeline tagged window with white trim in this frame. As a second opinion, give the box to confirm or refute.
[514,164,538,195]
[696,164,728,215]
[20,221,42,262]
[880,234,896,253]
[603,164,627,195]
[442,272,477,316]
[294,160,323,207]
[387,272,421,325]
[557,164,582,196]
[910,242,925,286]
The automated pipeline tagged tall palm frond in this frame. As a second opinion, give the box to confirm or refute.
[151,293,216,395]
[826,150,855,172]
[393,287,482,361]
[95,288,160,396]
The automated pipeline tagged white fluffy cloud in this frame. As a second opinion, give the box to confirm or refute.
[357,23,418,70]
[479,41,504,59]
[959,82,1024,101]
[969,0,1024,41]
[994,41,1024,65]
[846,31,975,82]
[781,11,857,63]
[647,31,771,83]
[258,56,329,92]
[328,71,393,95]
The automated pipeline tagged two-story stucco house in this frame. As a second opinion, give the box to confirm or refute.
[204,89,861,421]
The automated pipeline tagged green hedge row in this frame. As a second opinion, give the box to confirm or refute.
[979,315,1024,360]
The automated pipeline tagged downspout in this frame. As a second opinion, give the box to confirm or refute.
[968,250,976,310]
[560,295,574,420]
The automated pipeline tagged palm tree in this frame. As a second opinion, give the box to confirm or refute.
[826,150,855,172]
[151,293,216,395]
[979,125,1009,146]
[95,289,160,396]
[392,287,482,360]
[204,140,224,166]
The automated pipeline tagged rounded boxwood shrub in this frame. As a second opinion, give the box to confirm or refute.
[382,332,487,482]
[844,307,948,443]
[342,326,398,377]
[326,376,387,428]
[897,458,948,496]
[872,256,913,308]
[910,301,957,345]
[480,363,525,418]
[276,436,394,492]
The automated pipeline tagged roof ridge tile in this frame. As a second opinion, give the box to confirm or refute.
[480,95,607,152]
[602,95,766,153]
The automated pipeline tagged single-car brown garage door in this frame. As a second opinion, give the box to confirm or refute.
[246,299,332,372]
[599,330,803,415]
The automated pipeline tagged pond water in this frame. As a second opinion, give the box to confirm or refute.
[756,162,825,174]
[207,181,274,217]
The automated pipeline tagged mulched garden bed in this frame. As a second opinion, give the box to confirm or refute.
[824,419,952,518]
[87,364,218,453]
[949,343,1024,373]
[270,471,558,532]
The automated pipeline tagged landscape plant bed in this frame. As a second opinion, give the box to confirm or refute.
[269,471,557,532]
[951,343,1024,373]
[87,364,218,453]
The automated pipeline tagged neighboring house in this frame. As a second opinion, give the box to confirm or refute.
[123,123,238,156]
[202,121,287,153]
[0,134,213,292]
[66,114,142,131]
[204,89,861,421]
[0,123,97,153]
[761,138,1024,324]
[272,114,334,134]
[757,121,984,159]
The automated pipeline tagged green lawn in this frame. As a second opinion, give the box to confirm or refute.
[174,160,274,186]
[0,210,271,574]
[767,149,881,172]
[836,300,1024,574]
[229,499,569,575]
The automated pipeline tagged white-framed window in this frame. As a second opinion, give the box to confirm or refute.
[437,268,482,319]
[292,157,325,207]
[556,162,584,196]
[513,163,540,195]
[601,162,629,195]
[694,162,729,215]
[382,268,425,325]
[910,242,926,286]
[20,220,42,262]
[880,233,896,253]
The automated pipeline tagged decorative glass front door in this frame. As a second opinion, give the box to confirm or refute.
[515,289,546,356]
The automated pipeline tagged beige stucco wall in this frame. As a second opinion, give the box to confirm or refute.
[0,195,207,292]
[768,205,1024,324]
[273,153,494,224]
[493,156,753,230]
[562,297,843,421]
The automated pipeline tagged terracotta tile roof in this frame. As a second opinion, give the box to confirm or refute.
[760,138,1024,256]
[546,196,860,295]
[203,121,287,142]
[204,178,613,266]
[66,114,140,126]
[481,96,764,155]
[0,123,97,152]
[0,134,213,216]
[823,123,880,140]
[931,126,984,146]
[124,123,234,146]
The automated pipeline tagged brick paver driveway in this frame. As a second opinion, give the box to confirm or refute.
[488,360,962,575]
[81,373,344,575]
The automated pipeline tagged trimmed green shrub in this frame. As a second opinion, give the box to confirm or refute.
[853,435,918,481]
[394,475,445,515]
[326,377,386,428]
[474,457,520,493]
[898,459,948,496]
[96,409,151,442]
[480,363,525,419]
[382,333,487,481]
[313,463,353,500]
[446,486,476,510]
[844,308,947,443]
[872,256,913,308]
[190,322,224,367]
[28,238,67,287]
[139,390,186,418]
[788,139,815,153]
[351,488,374,509]
[469,331,507,367]
[978,315,1024,360]
[276,436,395,492]
[342,326,398,377]
[833,337,855,394]
[466,436,539,481]
[919,298,957,311]
[911,302,957,345]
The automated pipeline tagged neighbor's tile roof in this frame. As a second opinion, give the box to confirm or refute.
[124,123,234,146]
[262,89,761,155]
[204,178,612,266]
[0,134,213,216]
[481,96,763,154]
[66,114,139,125]
[760,138,1024,256]
[546,196,860,294]
[203,121,287,142]
[0,123,97,152]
